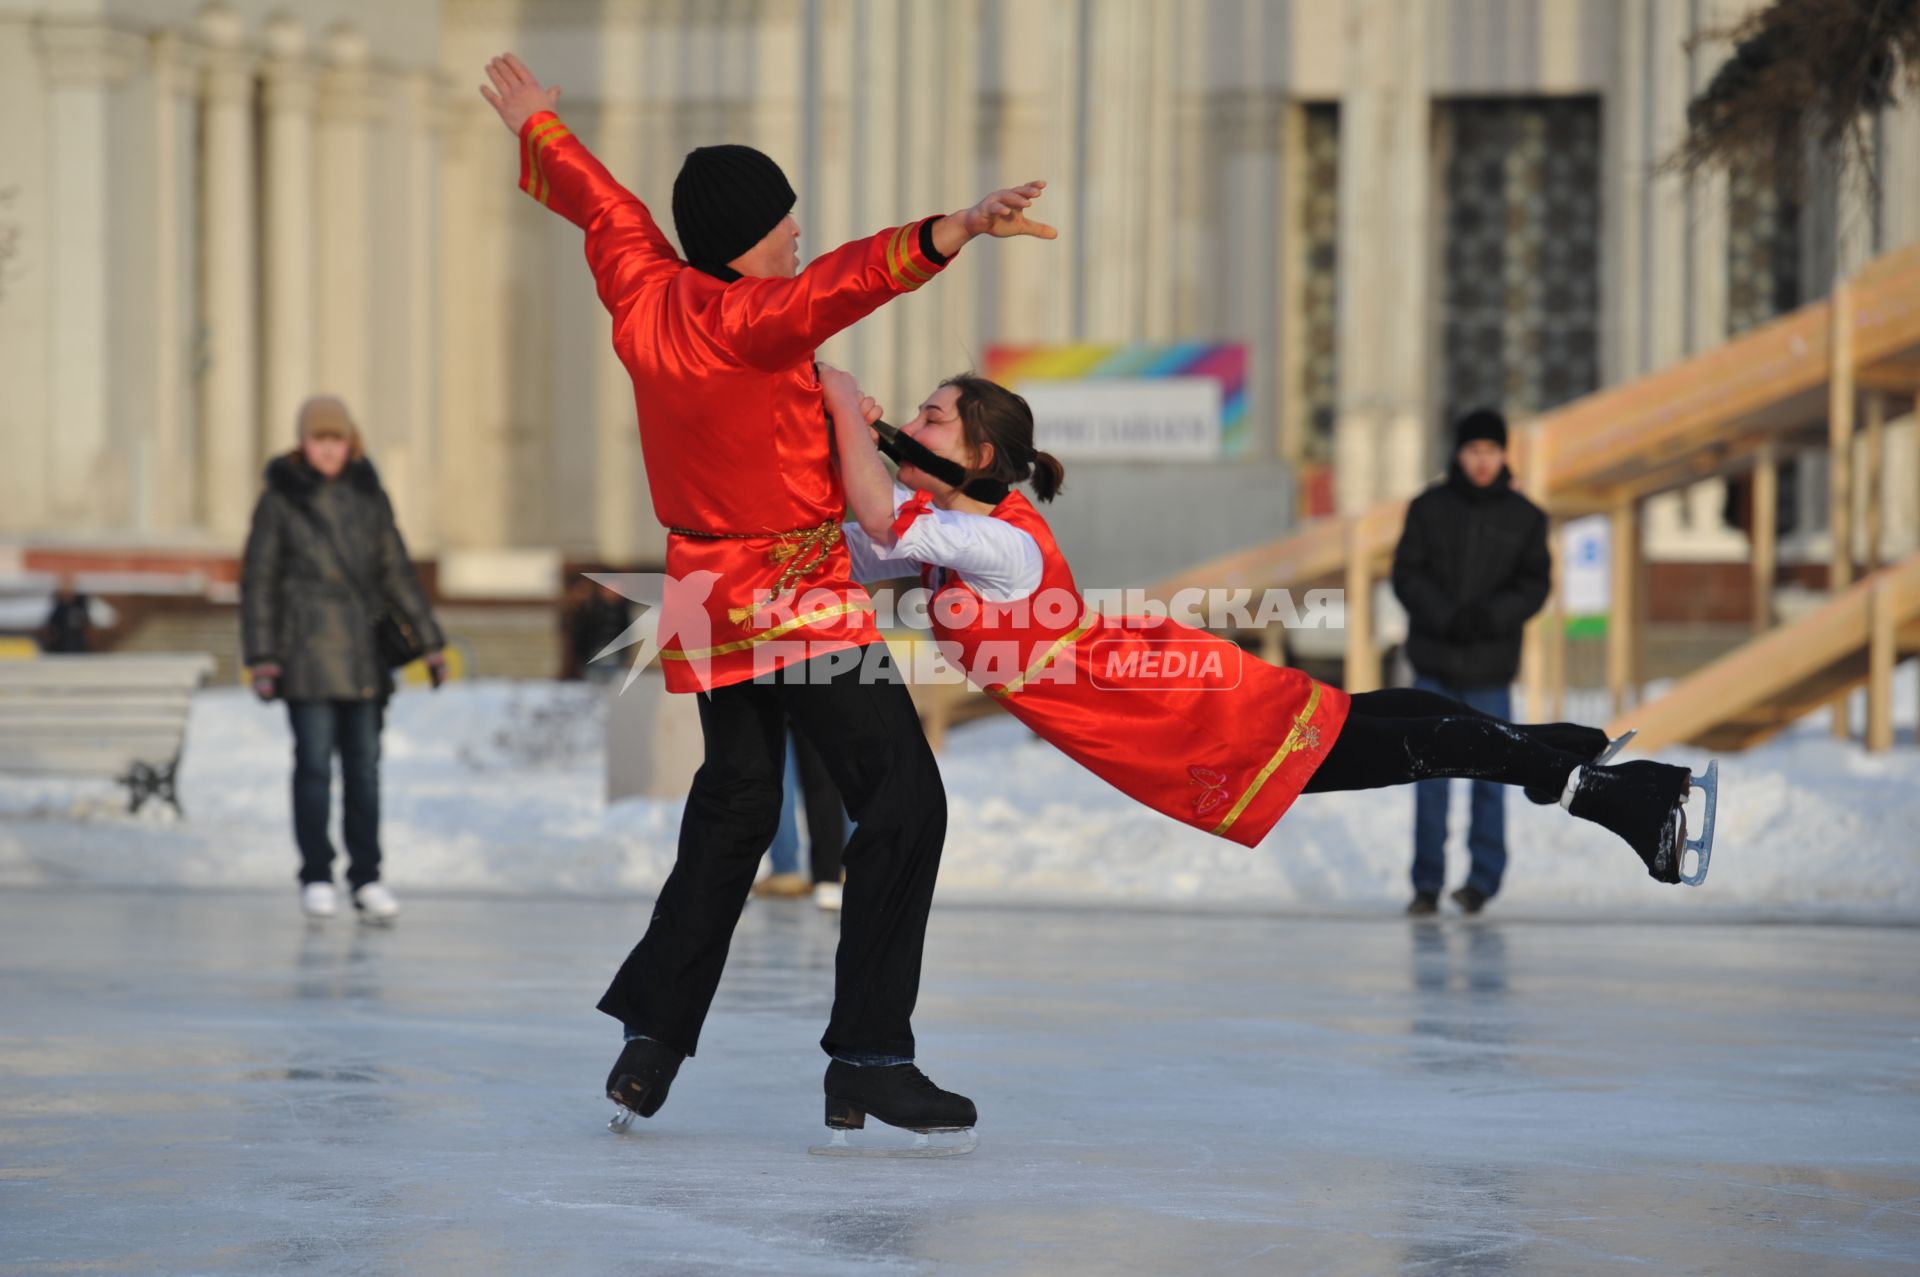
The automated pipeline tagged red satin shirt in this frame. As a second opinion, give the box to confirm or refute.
[518,111,957,691]
[907,492,1351,847]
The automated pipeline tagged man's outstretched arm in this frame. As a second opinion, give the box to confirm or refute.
[480,54,679,320]
[719,182,1058,373]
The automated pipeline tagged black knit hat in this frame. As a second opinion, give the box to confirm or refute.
[1453,407,1508,450]
[671,145,797,269]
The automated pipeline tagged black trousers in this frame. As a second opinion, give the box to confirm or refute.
[1303,687,1606,795]
[598,647,946,1060]
[790,726,847,885]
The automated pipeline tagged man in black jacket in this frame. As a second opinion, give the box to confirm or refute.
[1390,409,1551,916]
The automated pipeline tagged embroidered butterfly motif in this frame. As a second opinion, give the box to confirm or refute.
[1189,765,1230,816]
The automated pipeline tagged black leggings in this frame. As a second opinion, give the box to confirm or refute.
[1302,687,1607,796]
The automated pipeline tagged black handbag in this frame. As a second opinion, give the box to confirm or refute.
[370,611,429,672]
[299,502,429,671]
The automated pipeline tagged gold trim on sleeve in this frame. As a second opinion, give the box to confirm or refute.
[886,223,932,291]
[527,118,571,206]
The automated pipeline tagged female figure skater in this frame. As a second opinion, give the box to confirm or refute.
[820,368,1715,886]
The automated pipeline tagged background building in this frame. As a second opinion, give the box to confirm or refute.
[2,0,1916,662]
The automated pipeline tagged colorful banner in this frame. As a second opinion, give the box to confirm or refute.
[984,343,1250,458]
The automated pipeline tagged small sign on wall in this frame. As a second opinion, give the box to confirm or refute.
[1016,378,1222,460]
[1560,514,1610,635]
[985,343,1249,459]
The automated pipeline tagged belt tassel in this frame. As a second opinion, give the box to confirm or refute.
[668,518,844,628]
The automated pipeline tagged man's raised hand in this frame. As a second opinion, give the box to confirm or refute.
[964,181,1056,240]
[479,53,560,135]
[931,181,1057,257]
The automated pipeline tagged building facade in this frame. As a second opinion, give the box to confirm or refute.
[2,0,1916,594]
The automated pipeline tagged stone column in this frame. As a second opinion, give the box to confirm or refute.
[148,31,199,532]
[1600,0,1647,387]
[1878,91,1920,250]
[1682,1,1754,564]
[314,24,380,424]
[260,14,315,460]
[1876,97,1920,564]
[1630,0,1732,563]
[937,0,982,388]
[1079,0,1152,344]
[809,0,857,372]
[433,98,513,552]
[393,70,441,552]
[988,0,1079,346]
[1336,0,1430,509]
[34,19,143,529]
[1275,101,1308,465]
[1643,0,1691,373]
[900,0,979,407]
[850,0,902,405]
[195,3,259,541]
[1376,0,1430,499]
[1139,0,1185,347]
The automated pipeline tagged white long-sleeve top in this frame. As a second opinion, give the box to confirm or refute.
[842,485,1044,603]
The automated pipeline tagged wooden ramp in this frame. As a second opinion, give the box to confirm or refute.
[1610,554,1920,753]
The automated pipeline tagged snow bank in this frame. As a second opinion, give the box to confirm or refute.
[3,668,1916,915]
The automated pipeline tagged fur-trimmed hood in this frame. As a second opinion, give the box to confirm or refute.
[263,451,385,500]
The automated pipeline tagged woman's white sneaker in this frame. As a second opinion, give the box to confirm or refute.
[352,882,401,922]
[301,882,338,918]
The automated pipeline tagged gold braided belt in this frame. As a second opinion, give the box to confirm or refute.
[669,517,845,626]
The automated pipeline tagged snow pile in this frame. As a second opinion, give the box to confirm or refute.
[2,668,1916,915]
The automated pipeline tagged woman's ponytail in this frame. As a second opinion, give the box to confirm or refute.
[1028,450,1065,502]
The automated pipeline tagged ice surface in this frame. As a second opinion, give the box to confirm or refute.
[4,668,1918,1268]
[2,890,1916,1274]
[1,665,1917,915]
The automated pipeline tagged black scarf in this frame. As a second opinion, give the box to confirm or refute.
[872,420,1010,504]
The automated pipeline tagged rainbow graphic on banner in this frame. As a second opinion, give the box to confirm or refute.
[984,343,1250,457]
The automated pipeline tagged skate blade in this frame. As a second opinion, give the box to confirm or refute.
[1596,728,1637,766]
[808,1127,977,1158]
[1678,759,1718,886]
[608,1100,639,1134]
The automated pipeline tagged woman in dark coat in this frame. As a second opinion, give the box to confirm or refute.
[240,397,446,921]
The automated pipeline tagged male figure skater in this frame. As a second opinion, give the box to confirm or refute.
[480,54,1056,1148]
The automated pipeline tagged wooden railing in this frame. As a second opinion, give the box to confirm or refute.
[1135,242,1920,747]
[1610,554,1920,753]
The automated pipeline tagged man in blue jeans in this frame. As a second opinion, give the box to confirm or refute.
[1390,409,1551,916]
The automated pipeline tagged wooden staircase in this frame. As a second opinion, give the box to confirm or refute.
[1615,554,1920,752]
[1142,242,1920,750]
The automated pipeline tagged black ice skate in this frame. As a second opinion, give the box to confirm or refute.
[1564,757,1718,885]
[604,1037,683,1133]
[1524,728,1636,804]
[809,1061,978,1158]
